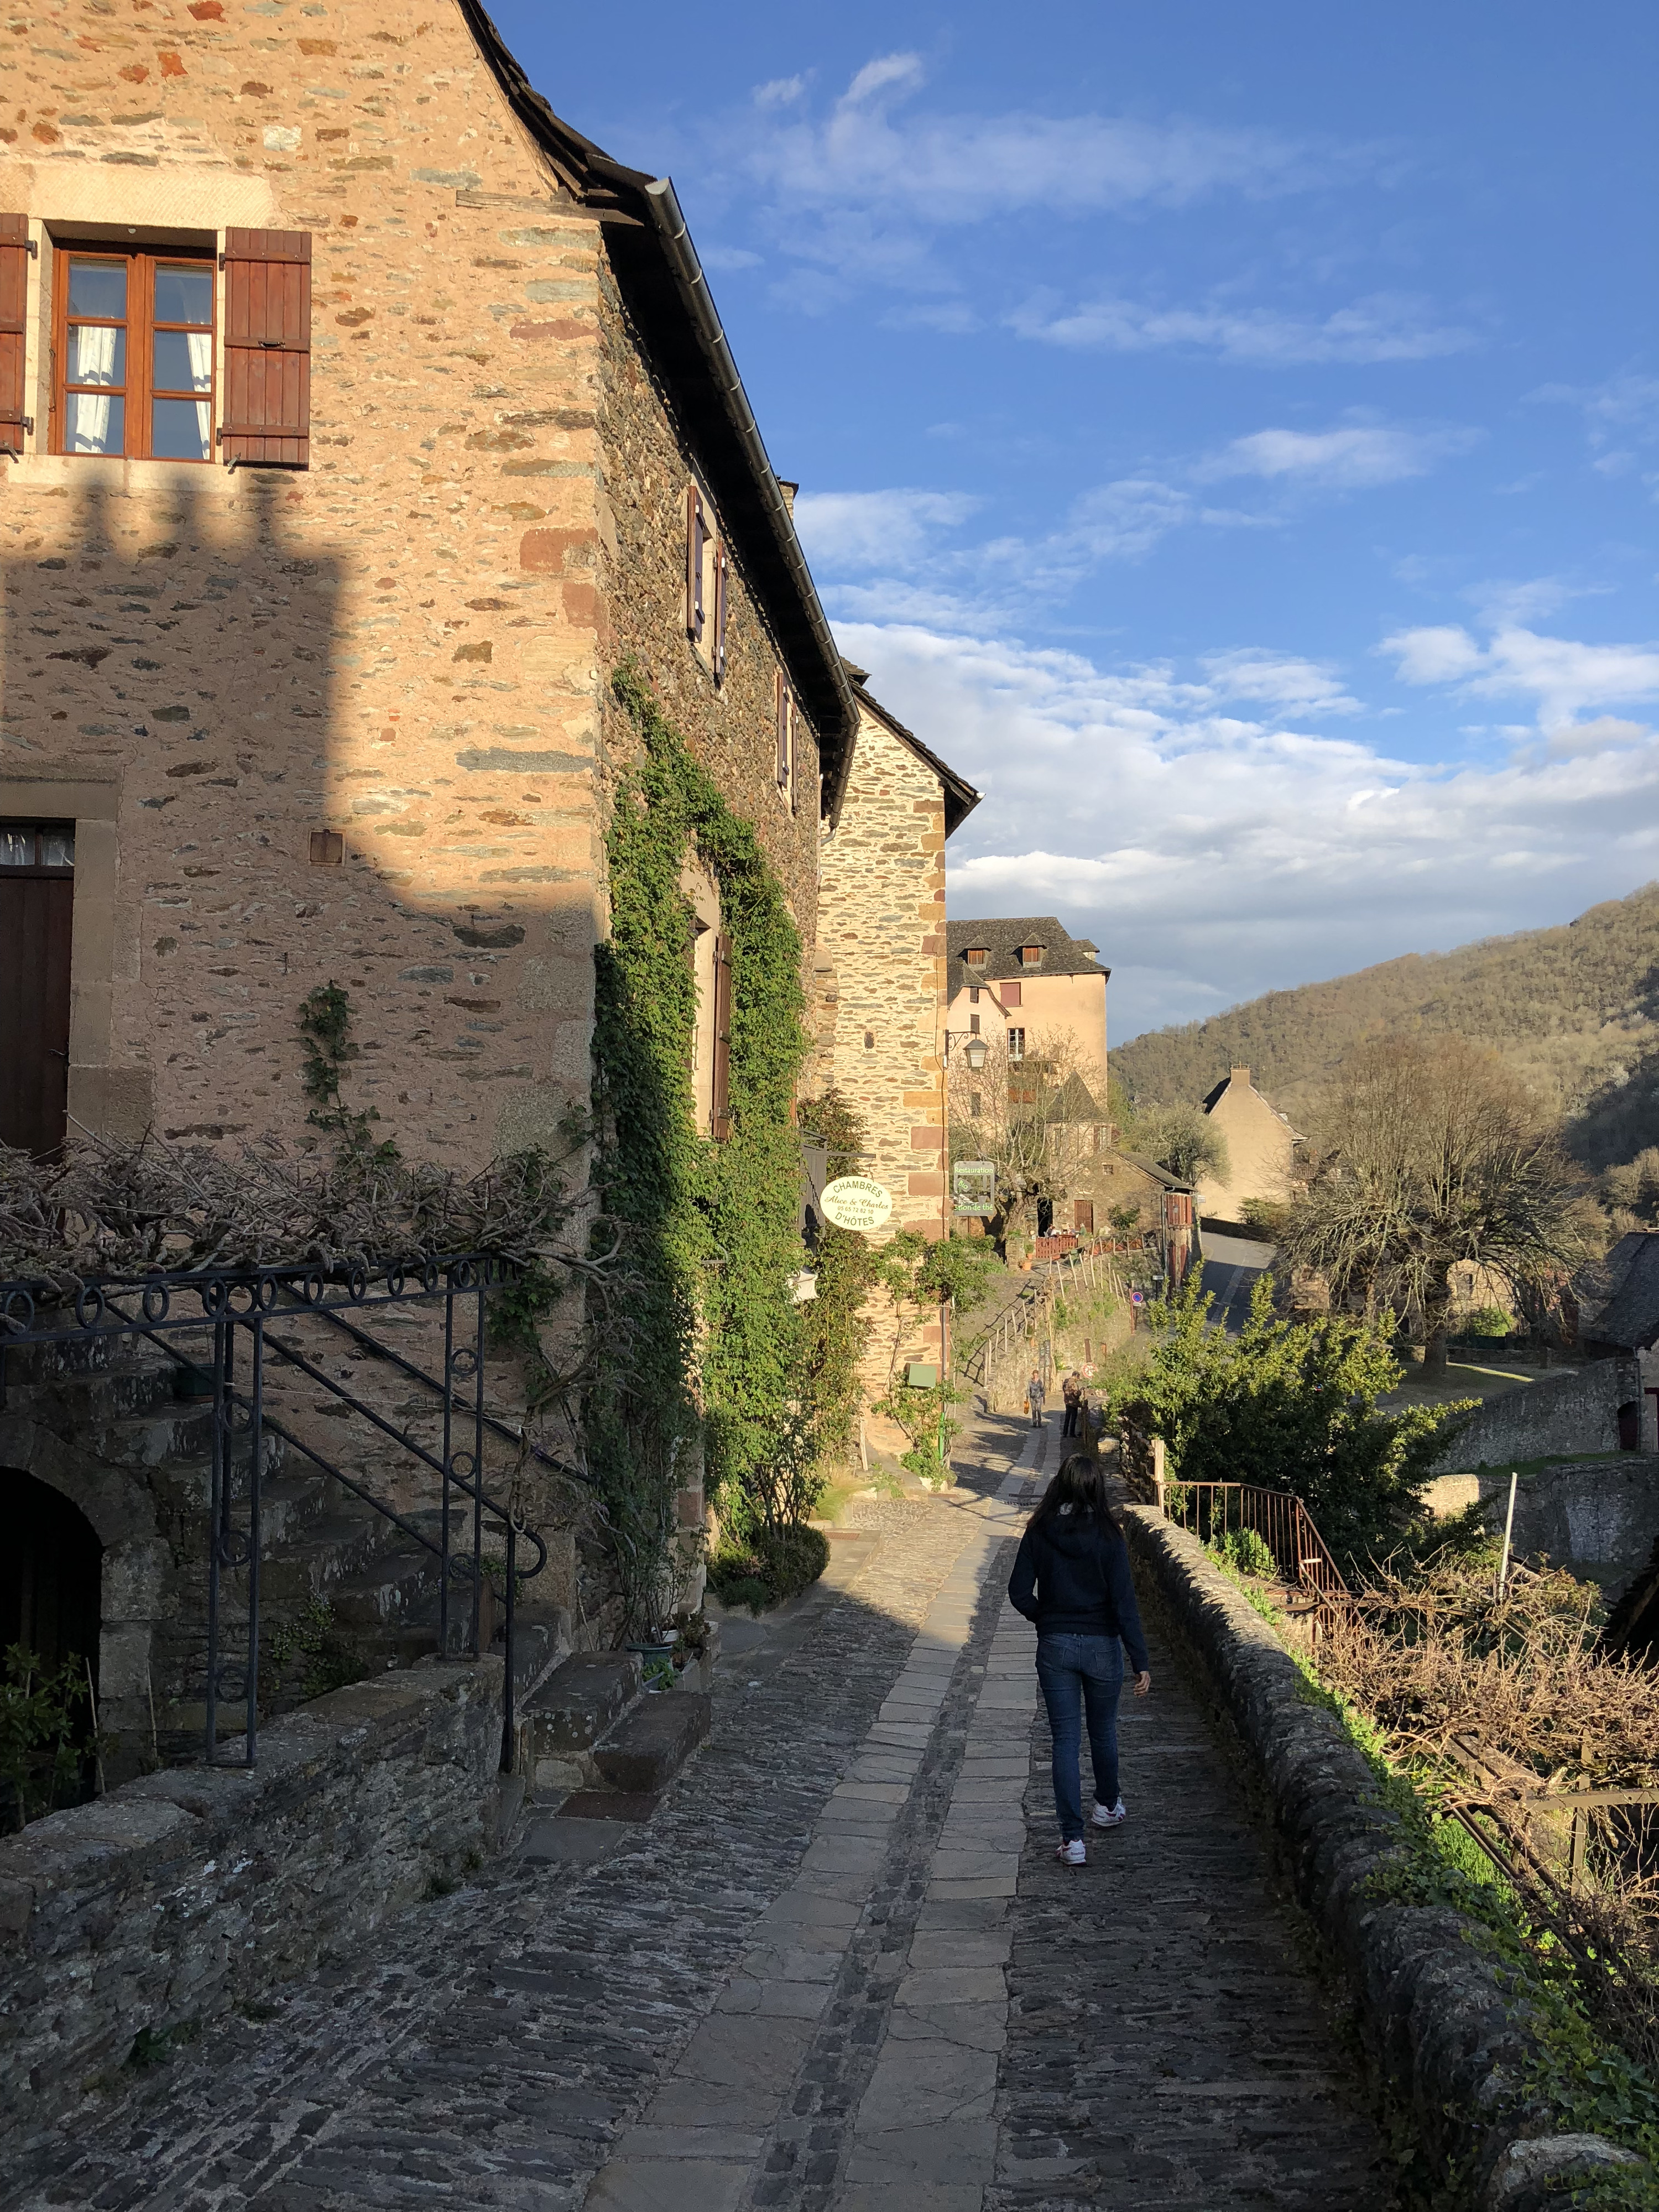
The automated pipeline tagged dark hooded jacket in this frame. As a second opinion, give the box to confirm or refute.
[1008,1507,1150,1672]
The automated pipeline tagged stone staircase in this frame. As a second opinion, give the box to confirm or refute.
[519,1647,713,1820]
[2,1323,572,1771]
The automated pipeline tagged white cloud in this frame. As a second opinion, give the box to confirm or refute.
[1380,622,1659,739]
[753,75,806,109]
[1008,289,1473,365]
[699,244,763,273]
[792,488,980,568]
[1196,422,1477,489]
[835,619,1659,1037]
[750,79,1329,224]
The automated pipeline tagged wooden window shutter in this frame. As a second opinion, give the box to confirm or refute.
[713,543,727,681]
[685,486,705,643]
[219,228,311,467]
[0,215,33,455]
[775,671,791,790]
[711,931,733,1141]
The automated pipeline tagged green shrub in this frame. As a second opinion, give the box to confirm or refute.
[1213,1526,1277,1579]
[707,1524,830,1614]
[1465,1304,1514,1340]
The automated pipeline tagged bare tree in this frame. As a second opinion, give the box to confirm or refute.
[1280,1036,1593,1376]
[1129,1102,1229,1188]
[946,1028,1105,1254]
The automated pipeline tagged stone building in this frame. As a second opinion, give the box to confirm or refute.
[1196,1065,1301,1223]
[811,661,979,1431]
[943,915,1108,1088]
[0,3,864,1760]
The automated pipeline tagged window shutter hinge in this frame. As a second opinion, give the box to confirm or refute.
[24,238,36,259]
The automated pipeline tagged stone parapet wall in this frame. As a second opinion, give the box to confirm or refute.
[1120,1509,1646,2207]
[0,1655,504,2140]
[1430,1358,1639,1474]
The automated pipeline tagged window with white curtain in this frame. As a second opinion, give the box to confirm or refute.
[54,249,215,462]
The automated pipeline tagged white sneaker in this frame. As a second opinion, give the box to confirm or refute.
[1056,1838,1087,1867]
[1092,1798,1128,1828]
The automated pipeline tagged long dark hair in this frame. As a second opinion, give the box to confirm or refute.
[1030,1453,1122,1541]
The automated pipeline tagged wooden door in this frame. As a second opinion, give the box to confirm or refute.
[1073,1200,1094,1234]
[0,824,75,1156]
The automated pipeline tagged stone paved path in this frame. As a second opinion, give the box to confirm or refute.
[8,1412,1400,2210]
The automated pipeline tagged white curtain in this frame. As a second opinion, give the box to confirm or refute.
[186,330,212,392]
[72,326,119,385]
[68,394,112,453]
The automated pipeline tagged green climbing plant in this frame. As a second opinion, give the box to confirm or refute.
[591,665,822,1623]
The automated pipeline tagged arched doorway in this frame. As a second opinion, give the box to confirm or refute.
[0,1468,102,1689]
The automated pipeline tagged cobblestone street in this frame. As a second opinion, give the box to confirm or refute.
[12,1412,1399,2211]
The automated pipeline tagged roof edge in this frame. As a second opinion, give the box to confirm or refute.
[846,668,982,836]
[455,0,860,819]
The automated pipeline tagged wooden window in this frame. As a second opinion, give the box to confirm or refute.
[775,671,796,806]
[219,228,311,466]
[1019,944,1043,967]
[0,821,75,1157]
[968,1013,980,1035]
[710,931,733,1142]
[309,829,343,865]
[686,484,706,644]
[968,985,980,1004]
[964,947,987,969]
[1008,1027,1025,1062]
[968,1092,982,1118]
[1001,979,1021,1008]
[0,214,33,456]
[53,247,215,461]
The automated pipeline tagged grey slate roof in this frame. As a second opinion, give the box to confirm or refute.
[946,916,1106,985]
[1587,1230,1659,1350]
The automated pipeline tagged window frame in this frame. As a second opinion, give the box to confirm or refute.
[0,819,75,875]
[50,243,217,463]
[964,947,988,971]
[1007,1027,1025,1062]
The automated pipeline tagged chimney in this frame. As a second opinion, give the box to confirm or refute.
[1230,1065,1250,1085]
[777,478,798,518]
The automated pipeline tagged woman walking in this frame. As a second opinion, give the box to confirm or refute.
[1008,1454,1151,1866]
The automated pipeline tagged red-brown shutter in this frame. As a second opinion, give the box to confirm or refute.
[219,228,311,467]
[713,543,727,681]
[686,486,705,642]
[711,931,733,1142]
[0,215,32,455]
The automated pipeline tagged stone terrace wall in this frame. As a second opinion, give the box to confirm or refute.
[1430,1357,1638,1473]
[0,1655,504,2139]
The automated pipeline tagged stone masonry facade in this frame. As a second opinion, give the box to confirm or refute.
[0,0,826,1175]
[813,689,978,1436]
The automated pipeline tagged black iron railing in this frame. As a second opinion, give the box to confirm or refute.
[0,1253,567,1773]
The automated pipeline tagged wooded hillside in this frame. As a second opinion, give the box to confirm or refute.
[1112,883,1659,1169]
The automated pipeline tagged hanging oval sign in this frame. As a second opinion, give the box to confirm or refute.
[818,1175,894,1233]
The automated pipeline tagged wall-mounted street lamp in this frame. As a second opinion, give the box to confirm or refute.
[945,1026,990,1072]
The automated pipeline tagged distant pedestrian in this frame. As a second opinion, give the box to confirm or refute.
[1008,1454,1151,1866]
[1026,1369,1045,1428]
[1061,1369,1083,1437]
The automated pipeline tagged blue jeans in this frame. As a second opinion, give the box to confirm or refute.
[1036,1632,1124,1840]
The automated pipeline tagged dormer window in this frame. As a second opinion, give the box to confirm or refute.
[1019,944,1044,967]
[964,947,988,970]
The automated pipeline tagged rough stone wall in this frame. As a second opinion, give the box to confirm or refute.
[812,705,947,1431]
[1469,1452,1659,1598]
[1430,1356,1639,1473]
[0,4,624,1170]
[0,1654,504,2140]
[592,269,821,953]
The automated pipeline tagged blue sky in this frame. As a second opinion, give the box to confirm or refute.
[492,0,1659,1043]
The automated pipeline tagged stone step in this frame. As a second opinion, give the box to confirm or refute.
[525,1650,641,1752]
[592,1691,711,1796]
